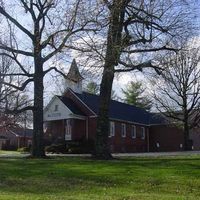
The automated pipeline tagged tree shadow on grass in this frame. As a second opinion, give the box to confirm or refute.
[0,156,199,196]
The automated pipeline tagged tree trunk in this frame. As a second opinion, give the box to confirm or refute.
[93,0,126,159]
[183,120,191,151]
[94,68,114,159]
[31,22,45,158]
[31,65,45,157]
[183,92,192,151]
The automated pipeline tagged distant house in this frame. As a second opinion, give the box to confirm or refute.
[43,59,198,153]
[0,126,32,150]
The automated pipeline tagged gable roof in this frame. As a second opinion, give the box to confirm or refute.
[13,128,33,137]
[74,92,165,125]
[0,127,33,138]
[57,95,85,116]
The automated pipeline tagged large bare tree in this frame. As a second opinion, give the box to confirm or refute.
[72,0,197,159]
[0,0,98,157]
[152,47,200,150]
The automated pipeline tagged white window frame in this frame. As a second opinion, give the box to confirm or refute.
[121,123,126,137]
[109,121,115,137]
[54,104,58,112]
[131,125,136,139]
[65,119,72,140]
[141,127,145,139]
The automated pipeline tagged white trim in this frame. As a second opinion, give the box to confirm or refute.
[131,125,136,139]
[44,96,73,121]
[71,114,86,120]
[8,130,20,137]
[121,123,126,138]
[141,127,145,140]
[148,123,169,126]
[65,119,72,141]
[44,96,86,121]
[109,118,148,127]
[68,88,97,116]
[109,121,115,137]
[89,116,98,118]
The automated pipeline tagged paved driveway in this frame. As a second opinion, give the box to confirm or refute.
[0,151,200,158]
[44,151,200,158]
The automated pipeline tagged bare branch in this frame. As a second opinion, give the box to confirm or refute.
[5,106,34,114]
[123,45,179,54]
[0,45,33,57]
[115,60,162,74]
[0,52,33,76]
[43,67,67,77]
[0,6,34,40]
[2,78,34,91]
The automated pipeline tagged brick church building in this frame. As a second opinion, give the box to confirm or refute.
[43,60,200,153]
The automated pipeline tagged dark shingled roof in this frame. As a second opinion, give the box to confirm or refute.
[57,96,85,116]
[14,129,33,137]
[75,92,165,125]
[0,125,33,138]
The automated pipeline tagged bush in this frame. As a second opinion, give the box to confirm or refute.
[17,147,30,153]
[66,139,94,154]
[67,146,83,154]
[45,139,94,154]
[45,144,67,154]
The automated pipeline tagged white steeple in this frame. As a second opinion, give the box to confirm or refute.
[65,59,84,93]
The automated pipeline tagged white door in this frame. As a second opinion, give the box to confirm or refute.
[65,119,72,141]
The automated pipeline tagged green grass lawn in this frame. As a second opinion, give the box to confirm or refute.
[0,156,200,200]
[0,150,20,155]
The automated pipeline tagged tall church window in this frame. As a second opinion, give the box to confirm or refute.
[109,121,115,137]
[65,119,72,140]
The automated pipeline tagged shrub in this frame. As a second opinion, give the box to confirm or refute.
[17,147,30,153]
[66,139,94,154]
[45,144,67,154]
[45,139,95,154]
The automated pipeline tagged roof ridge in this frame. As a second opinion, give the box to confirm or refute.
[81,91,149,113]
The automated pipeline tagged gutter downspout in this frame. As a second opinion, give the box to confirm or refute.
[86,117,89,140]
[147,127,150,152]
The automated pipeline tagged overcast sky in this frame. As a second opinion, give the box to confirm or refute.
[1,0,200,105]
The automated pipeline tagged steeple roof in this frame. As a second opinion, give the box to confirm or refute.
[66,59,84,82]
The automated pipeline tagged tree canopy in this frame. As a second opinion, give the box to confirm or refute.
[122,81,152,111]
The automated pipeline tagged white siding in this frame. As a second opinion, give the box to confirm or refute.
[43,96,73,121]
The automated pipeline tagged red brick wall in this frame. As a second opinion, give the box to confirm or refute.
[190,128,200,150]
[87,118,148,153]
[108,121,148,153]
[149,125,184,152]
[44,120,65,144]
[72,119,86,140]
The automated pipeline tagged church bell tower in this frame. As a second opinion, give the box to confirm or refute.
[65,59,84,94]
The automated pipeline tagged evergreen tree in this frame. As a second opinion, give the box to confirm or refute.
[85,82,99,95]
[122,82,152,111]
[85,82,118,100]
